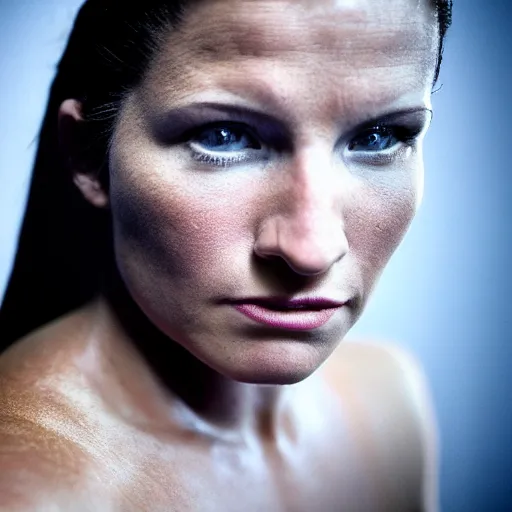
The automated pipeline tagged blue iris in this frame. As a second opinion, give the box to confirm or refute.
[195,126,259,152]
[349,129,397,152]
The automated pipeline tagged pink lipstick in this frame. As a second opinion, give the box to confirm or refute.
[229,297,345,330]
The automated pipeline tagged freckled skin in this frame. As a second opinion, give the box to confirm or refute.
[0,0,439,510]
[110,0,435,384]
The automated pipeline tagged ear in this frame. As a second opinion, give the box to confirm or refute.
[58,99,109,209]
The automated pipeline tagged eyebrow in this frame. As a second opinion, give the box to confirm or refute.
[350,106,433,130]
[216,77,431,124]
[159,101,432,126]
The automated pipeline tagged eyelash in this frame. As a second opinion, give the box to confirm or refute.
[183,121,422,168]
[346,124,422,165]
[184,122,262,168]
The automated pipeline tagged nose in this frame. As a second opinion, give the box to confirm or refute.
[253,148,349,276]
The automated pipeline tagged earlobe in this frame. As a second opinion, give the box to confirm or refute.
[72,173,109,208]
[58,98,109,209]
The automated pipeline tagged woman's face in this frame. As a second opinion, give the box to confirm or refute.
[106,0,437,384]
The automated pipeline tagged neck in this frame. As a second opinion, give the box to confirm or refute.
[80,268,291,442]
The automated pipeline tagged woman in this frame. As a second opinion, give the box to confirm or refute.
[0,0,452,510]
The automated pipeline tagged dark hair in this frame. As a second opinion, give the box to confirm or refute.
[0,0,453,351]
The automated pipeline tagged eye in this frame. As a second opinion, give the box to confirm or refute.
[348,126,400,152]
[191,123,261,152]
[185,122,266,167]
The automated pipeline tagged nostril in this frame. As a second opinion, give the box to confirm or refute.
[253,216,348,276]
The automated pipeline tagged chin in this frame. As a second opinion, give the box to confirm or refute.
[227,368,315,386]
[207,341,328,385]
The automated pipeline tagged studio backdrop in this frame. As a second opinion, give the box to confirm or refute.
[0,1,510,510]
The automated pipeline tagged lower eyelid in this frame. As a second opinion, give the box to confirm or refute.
[192,153,244,166]
[345,139,402,155]
[186,139,272,165]
[188,143,256,156]
[343,141,415,165]
[187,145,258,167]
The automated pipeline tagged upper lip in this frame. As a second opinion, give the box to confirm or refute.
[229,296,347,309]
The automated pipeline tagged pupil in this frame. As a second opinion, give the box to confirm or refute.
[368,133,380,146]
[210,129,229,146]
[215,129,231,145]
[200,128,240,149]
[194,125,261,152]
[348,129,395,152]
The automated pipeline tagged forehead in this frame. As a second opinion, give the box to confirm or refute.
[141,0,438,118]
[174,0,435,58]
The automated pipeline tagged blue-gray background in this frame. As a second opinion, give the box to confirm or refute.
[0,1,510,510]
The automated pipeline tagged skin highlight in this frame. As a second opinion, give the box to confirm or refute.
[0,0,443,510]
[102,0,436,389]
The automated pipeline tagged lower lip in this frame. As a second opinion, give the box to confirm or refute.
[232,304,340,330]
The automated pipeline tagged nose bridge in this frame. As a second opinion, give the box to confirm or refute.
[255,146,349,276]
[287,149,338,229]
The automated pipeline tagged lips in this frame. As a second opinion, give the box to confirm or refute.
[232,297,346,310]
[228,296,346,330]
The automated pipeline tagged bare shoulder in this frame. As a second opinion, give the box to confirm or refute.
[324,340,437,417]
[0,313,106,510]
[0,414,91,510]
[322,340,439,511]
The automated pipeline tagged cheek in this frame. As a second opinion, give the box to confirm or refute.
[345,175,418,288]
[108,168,249,291]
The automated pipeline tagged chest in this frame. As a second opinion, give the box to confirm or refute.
[106,443,373,512]
[92,416,397,512]
[73,371,420,511]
